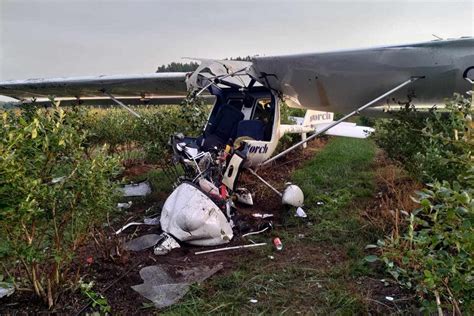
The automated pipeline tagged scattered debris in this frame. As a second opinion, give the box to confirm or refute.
[51,176,66,184]
[316,201,324,206]
[235,187,253,205]
[124,234,164,252]
[249,299,258,304]
[154,233,181,255]
[117,201,132,209]
[115,216,160,235]
[160,182,233,246]
[282,183,304,207]
[295,206,307,218]
[195,243,267,255]
[273,237,283,251]
[121,181,152,197]
[241,224,272,238]
[251,213,273,219]
[0,283,15,299]
[131,264,223,309]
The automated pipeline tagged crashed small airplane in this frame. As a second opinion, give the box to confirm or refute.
[1,37,473,247]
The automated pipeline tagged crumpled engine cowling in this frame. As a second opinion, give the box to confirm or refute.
[160,182,233,246]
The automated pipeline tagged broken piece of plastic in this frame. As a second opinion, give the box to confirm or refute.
[154,233,181,255]
[115,216,160,235]
[295,207,307,218]
[121,181,152,197]
[0,283,14,299]
[117,201,132,209]
[195,243,267,255]
[252,213,273,219]
[160,182,233,246]
[241,226,270,238]
[235,188,253,205]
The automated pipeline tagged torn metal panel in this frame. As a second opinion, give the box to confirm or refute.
[160,182,233,246]
[249,38,474,113]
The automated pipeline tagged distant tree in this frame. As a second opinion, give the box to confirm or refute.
[156,62,199,73]
[155,56,254,73]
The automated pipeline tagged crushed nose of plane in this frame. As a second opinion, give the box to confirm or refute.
[282,183,304,207]
[160,182,233,246]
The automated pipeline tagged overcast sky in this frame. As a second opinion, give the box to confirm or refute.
[0,0,473,82]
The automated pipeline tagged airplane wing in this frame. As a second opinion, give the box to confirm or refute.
[0,72,189,103]
[249,37,474,114]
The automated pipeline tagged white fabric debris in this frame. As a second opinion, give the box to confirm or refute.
[131,263,223,309]
[0,283,14,299]
[154,233,181,255]
[121,181,152,197]
[160,182,233,246]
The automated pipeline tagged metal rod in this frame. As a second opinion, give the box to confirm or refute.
[262,77,422,166]
[102,91,142,118]
[246,167,282,197]
[195,243,267,255]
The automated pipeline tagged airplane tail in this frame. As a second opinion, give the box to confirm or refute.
[281,110,374,139]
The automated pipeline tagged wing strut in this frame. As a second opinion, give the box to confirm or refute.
[262,76,424,167]
[102,91,142,118]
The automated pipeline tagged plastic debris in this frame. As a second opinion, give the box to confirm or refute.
[268,255,274,260]
[154,233,181,255]
[51,176,66,184]
[252,213,273,219]
[121,181,152,197]
[115,216,160,235]
[316,201,324,206]
[195,243,267,255]
[235,188,253,205]
[198,178,220,197]
[249,299,258,304]
[273,237,283,251]
[295,206,307,218]
[242,226,271,238]
[385,296,394,301]
[131,263,223,309]
[117,201,132,209]
[125,234,164,252]
[160,182,233,246]
[0,283,15,299]
[282,183,304,207]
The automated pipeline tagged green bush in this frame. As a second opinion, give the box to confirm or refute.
[372,94,473,313]
[84,97,209,163]
[0,106,121,308]
[373,94,472,183]
[380,172,473,313]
